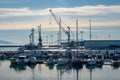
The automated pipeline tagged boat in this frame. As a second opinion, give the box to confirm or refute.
[111,56,119,63]
[10,63,26,71]
[95,54,104,64]
[10,57,18,64]
[86,59,96,66]
[17,55,27,65]
[10,54,20,64]
[27,57,36,65]
[111,56,120,68]
[46,58,55,65]
[57,58,68,65]
[72,57,83,67]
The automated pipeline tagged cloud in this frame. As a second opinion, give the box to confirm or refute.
[0,5,120,17]
[0,5,120,30]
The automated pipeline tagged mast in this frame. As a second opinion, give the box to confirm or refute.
[90,18,91,40]
[68,26,70,45]
[38,24,42,48]
[31,28,34,45]
[76,20,78,56]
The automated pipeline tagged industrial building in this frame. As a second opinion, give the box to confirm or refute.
[84,40,120,49]
[61,40,120,49]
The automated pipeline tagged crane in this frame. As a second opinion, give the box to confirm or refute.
[29,28,34,45]
[49,9,70,45]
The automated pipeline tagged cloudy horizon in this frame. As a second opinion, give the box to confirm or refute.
[0,0,120,44]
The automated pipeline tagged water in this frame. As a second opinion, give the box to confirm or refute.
[0,61,120,80]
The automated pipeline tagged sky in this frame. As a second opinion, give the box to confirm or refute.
[0,0,120,44]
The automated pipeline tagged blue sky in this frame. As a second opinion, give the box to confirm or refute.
[0,0,120,9]
[0,0,120,44]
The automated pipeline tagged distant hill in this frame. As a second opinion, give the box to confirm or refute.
[0,40,12,44]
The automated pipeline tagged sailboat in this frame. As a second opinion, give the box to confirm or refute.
[72,20,83,67]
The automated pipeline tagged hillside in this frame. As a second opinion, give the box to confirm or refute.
[0,40,12,44]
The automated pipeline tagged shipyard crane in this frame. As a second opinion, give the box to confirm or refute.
[49,9,70,45]
[29,33,32,45]
[29,28,34,45]
[38,24,42,48]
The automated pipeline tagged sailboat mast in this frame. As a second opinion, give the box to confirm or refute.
[76,20,78,55]
[90,18,92,40]
[38,24,42,48]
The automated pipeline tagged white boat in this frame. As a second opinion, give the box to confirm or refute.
[17,55,27,65]
[57,58,68,65]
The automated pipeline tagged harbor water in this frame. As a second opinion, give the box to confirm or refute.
[0,60,120,80]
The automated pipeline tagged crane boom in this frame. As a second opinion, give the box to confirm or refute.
[49,9,70,44]
[49,10,59,26]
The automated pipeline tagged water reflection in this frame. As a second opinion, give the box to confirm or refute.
[56,64,72,80]
[0,61,119,80]
[45,63,55,70]
[10,63,26,71]
[96,64,103,69]
[72,64,83,80]
[31,68,35,80]
[111,62,120,69]
[0,62,1,66]
[86,65,96,80]
[28,64,36,69]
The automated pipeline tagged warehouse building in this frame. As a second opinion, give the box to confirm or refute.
[84,40,120,49]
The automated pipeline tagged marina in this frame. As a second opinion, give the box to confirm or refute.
[0,47,120,66]
[0,15,120,79]
[0,0,120,80]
